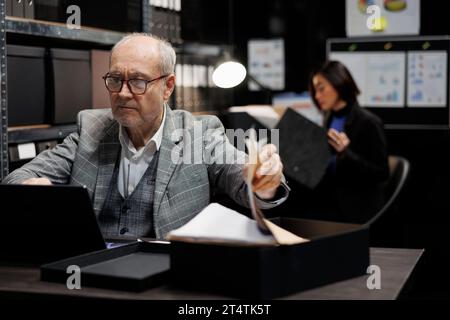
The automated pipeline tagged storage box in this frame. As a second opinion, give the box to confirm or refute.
[55,0,142,32]
[170,217,369,299]
[49,48,92,124]
[34,0,65,23]
[41,241,170,292]
[91,50,111,109]
[7,45,46,126]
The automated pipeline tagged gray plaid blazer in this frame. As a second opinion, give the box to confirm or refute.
[3,106,287,238]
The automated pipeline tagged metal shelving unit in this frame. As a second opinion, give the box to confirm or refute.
[5,16,126,45]
[8,124,78,145]
[0,0,153,180]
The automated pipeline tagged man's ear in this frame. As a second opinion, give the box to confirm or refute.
[163,74,176,101]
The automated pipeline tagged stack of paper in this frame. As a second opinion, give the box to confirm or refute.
[228,105,281,129]
[166,203,309,246]
[166,203,277,246]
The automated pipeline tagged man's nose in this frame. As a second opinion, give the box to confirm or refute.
[118,81,133,98]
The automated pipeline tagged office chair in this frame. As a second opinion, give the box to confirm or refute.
[366,155,410,247]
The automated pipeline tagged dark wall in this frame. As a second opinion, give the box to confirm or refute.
[182,0,450,105]
[385,128,450,299]
[182,0,346,104]
[233,0,345,104]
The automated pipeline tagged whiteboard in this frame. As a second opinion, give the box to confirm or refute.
[407,51,448,108]
[365,53,405,107]
[329,53,368,106]
[330,52,406,108]
[248,39,285,91]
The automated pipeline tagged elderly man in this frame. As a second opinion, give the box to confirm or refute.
[3,33,288,239]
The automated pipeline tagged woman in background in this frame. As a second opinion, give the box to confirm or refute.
[291,60,389,223]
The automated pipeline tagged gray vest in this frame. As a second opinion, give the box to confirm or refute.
[98,152,159,239]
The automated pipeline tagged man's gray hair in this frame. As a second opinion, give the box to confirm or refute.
[111,33,176,74]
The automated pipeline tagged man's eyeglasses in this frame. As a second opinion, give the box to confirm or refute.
[102,73,169,95]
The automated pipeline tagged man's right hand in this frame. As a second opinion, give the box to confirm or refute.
[22,178,52,185]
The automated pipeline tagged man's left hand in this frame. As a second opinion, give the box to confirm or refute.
[245,144,283,200]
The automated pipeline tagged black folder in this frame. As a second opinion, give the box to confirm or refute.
[7,44,46,126]
[49,48,92,124]
[41,241,170,292]
[277,108,331,189]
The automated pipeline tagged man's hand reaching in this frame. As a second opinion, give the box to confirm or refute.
[22,178,52,185]
[244,144,283,200]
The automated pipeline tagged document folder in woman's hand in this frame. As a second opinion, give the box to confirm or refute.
[277,108,332,189]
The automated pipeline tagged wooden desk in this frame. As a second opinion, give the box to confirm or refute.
[0,248,423,300]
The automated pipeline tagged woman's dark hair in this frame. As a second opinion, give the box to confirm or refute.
[308,60,361,108]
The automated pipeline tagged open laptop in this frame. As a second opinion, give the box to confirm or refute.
[0,184,119,265]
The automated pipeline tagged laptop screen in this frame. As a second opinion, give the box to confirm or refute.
[0,184,107,265]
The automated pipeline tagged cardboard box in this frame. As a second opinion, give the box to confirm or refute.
[170,217,369,299]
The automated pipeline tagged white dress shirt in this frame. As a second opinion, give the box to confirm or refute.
[117,107,166,198]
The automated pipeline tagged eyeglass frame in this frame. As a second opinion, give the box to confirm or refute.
[102,73,170,95]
